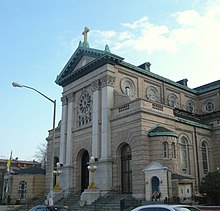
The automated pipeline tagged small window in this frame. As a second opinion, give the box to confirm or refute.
[18,181,27,199]
[163,142,169,158]
[180,136,189,174]
[146,87,158,102]
[171,142,176,159]
[168,94,178,108]
[125,86,130,96]
[201,141,209,174]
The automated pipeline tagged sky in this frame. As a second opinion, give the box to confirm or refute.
[1,0,220,161]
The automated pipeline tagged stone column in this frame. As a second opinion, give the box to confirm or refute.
[60,93,74,190]
[93,75,115,192]
[91,79,101,159]
[66,93,74,165]
[59,96,68,165]
[100,75,115,159]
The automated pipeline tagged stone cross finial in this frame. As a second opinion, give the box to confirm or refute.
[82,27,89,42]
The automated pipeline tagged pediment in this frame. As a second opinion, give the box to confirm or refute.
[144,161,167,171]
[56,45,124,87]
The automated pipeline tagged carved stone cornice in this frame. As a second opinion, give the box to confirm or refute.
[91,79,100,91]
[67,93,74,103]
[61,96,68,106]
[100,75,116,88]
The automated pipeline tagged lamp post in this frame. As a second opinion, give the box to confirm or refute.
[12,82,56,194]
[53,162,62,190]
[87,156,97,189]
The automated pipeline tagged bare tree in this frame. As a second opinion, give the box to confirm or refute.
[34,142,47,170]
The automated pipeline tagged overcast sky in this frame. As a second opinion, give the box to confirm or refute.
[1,0,219,161]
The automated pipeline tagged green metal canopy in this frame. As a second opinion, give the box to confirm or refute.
[148,125,178,138]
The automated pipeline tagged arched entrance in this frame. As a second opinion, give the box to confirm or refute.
[81,151,89,192]
[151,176,159,193]
[151,176,161,200]
[121,145,132,193]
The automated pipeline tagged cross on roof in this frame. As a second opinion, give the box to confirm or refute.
[82,27,89,43]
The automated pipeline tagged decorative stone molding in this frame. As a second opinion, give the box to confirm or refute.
[120,77,135,97]
[78,91,92,126]
[91,79,100,91]
[67,93,74,103]
[100,75,115,87]
[61,96,68,106]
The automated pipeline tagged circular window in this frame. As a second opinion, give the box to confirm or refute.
[168,94,178,108]
[186,100,195,113]
[79,92,92,115]
[121,78,135,96]
[204,100,214,112]
[146,87,158,101]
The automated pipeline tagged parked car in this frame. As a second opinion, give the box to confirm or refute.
[29,205,69,211]
[131,204,202,211]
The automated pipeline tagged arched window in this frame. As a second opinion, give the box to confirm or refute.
[146,87,158,102]
[186,100,195,113]
[171,142,176,159]
[168,94,178,108]
[201,140,209,174]
[151,176,160,193]
[125,86,130,96]
[121,145,132,194]
[180,136,189,174]
[163,142,169,158]
[18,181,27,199]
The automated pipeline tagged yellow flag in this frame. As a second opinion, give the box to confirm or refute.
[6,151,12,172]
[6,159,11,168]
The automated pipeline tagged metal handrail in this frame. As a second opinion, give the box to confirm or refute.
[53,187,75,203]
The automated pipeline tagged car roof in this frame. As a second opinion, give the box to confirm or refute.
[131,204,201,211]
[132,204,175,210]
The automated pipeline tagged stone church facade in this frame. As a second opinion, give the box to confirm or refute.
[46,28,220,201]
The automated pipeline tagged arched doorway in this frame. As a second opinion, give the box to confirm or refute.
[151,176,159,193]
[81,151,89,192]
[121,145,132,193]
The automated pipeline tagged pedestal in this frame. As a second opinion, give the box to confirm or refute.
[80,189,101,205]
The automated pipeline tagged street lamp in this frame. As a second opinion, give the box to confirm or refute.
[12,82,56,194]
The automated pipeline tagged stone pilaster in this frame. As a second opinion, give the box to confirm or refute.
[60,93,74,190]
[59,96,68,165]
[66,93,74,165]
[100,75,115,159]
[91,79,101,159]
[94,75,115,192]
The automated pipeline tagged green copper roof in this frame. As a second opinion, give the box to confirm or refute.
[148,126,178,137]
[55,43,220,94]
[55,45,124,87]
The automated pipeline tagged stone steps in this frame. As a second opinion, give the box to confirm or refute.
[56,193,139,211]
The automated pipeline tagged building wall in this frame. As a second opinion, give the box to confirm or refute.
[10,174,45,204]
[47,48,220,200]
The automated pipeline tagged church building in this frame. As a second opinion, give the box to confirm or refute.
[46,27,220,202]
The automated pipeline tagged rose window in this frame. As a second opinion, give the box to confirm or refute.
[78,92,92,126]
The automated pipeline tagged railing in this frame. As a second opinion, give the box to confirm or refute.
[101,185,121,198]
[53,187,75,203]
